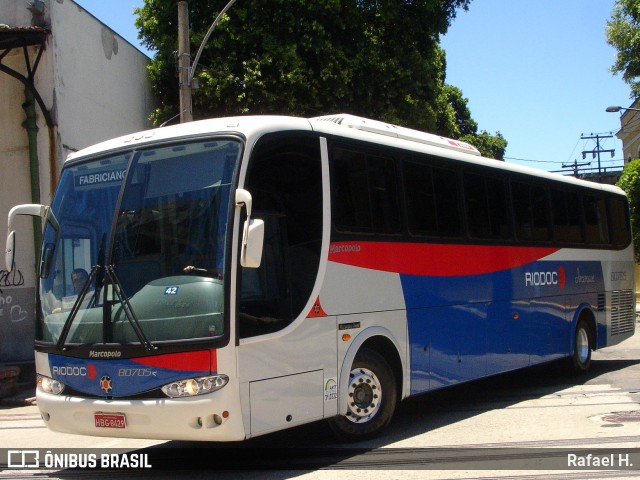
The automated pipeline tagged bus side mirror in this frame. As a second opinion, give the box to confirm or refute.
[235,189,264,268]
[242,219,264,268]
[6,204,46,271]
[5,203,59,271]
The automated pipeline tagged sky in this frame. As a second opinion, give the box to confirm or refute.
[74,0,631,173]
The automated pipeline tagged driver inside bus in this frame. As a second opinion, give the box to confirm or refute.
[49,268,93,314]
[71,268,90,294]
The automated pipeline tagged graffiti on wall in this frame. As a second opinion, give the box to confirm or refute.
[0,267,35,362]
[0,268,25,290]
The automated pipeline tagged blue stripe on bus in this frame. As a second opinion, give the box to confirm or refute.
[400,260,604,394]
[47,354,210,397]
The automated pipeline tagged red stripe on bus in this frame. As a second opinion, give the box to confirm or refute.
[132,350,213,372]
[328,242,559,276]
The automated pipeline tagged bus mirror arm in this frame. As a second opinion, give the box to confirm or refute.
[235,189,265,268]
[5,231,15,273]
[6,204,55,272]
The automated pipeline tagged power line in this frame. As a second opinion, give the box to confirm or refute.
[504,156,564,164]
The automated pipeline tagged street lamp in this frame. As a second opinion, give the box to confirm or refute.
[178,0,238,123]
[606,105,640,113]
[189,0,238,88]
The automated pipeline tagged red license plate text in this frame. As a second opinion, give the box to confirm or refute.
[94,413,126,429]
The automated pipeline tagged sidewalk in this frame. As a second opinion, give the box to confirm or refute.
[0,364,36,407]
[0,386,35,407]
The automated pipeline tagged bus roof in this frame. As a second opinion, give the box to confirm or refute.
[310,114,481,156]
[65,114,625,196]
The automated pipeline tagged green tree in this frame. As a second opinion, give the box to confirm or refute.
[607,0,640,98]
[135,0,505,156]
[616,158,640,260]
[436,84,477,137]
[460,130,507,160]
[436,84,507,159]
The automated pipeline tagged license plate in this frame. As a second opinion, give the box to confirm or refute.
[94,412,126,429]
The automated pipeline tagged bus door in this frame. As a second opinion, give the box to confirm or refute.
[235,133,334,437]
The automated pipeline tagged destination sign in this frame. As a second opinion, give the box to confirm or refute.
[74,168,126,189]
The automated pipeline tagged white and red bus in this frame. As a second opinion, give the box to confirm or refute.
[5,114,635,441]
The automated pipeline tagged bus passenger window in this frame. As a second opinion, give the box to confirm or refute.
[584,195,609,245]
[551,189,583,244]
[332,147,401,234]
[404,160,462,238]
[463,172,510,240]
[609,196,631,248]
[432,167,462,237]
[513,182,551,243]
[531,186,551,241]
[404,161,437,235]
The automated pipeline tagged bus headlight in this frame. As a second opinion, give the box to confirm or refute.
[37,375,65,395]
[161,375,229,398]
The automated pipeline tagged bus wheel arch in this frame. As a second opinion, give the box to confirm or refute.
[359,335,403,399]
[570,308,596,373]
[329,331,403,440]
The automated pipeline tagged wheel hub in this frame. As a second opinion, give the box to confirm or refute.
[576,328,589,364]
[345,367,382,423]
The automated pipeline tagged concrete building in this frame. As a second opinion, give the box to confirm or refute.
[0,0,155,366]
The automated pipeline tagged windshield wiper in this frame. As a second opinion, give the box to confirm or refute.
[55,263,156,351]
[105,265,156,351]
[56,265,100,351]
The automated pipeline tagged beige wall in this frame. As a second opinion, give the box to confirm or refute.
[0,0,155,361]
[616,99,640,164]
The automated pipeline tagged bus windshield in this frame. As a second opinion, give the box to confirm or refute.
[38,139,240,347]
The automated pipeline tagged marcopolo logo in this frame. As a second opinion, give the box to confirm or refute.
[525,266,566,289]
[89,350,122,359]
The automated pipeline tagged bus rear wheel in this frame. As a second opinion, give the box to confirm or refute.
[570,319,592,373]
[328,348,397,441]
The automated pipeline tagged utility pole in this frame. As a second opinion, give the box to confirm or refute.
[581,133,614,183]
[562,159,590,177]
[178,1,193,123]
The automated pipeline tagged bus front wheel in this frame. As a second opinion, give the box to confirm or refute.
[570,319,592,373]
[328,348,397,441]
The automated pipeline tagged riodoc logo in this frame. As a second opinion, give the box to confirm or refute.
[52,364,97,379]
[525,266,566,289]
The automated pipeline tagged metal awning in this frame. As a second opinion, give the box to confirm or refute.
[0,26,49,50]
[0,26,55,128]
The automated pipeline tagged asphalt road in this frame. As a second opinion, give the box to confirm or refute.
[2,328,640,479]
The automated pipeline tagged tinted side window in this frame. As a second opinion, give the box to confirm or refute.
[432,167,462,237]
[531,185,550,241]
[240,134,323,338]
[404,160,462,237]
[609,196,632,247]
[332,146,401,234]
[512,182,550,242]
[551,189,583,243]
[486,176,511,239]
[583,195,610,245]
[464,172,510,239]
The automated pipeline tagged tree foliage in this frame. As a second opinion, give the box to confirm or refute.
[135,0,506,157]
[460,130,507,160]
[607,0,640,98]
[616,158,640,260]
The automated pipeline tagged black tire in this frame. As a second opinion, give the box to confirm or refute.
[328,348,397,441]
[570,319,592,373]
